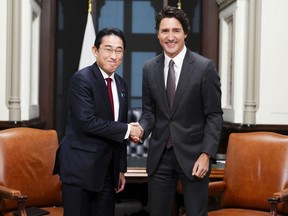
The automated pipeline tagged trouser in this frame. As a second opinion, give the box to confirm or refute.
[62,168,115,216]
[148,148,210,216]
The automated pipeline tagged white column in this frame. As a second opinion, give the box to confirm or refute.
[0,0,41,121]
[243,0,261,124]
[20,0,41,120]
[0,0,10,120]
[7,0,22,121]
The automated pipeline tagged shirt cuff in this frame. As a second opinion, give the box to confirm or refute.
[124,124,131,139]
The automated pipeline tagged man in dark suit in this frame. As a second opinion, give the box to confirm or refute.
[138,6,223,216]
[53,28,142,216]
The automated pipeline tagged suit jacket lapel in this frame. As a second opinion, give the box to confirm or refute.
[91,63,114,119]
[172,50,195,114]
[154,55,171,115]
[115,75,127,122]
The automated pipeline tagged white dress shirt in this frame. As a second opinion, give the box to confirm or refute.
[164,46,187,89]
[99,68,130,139]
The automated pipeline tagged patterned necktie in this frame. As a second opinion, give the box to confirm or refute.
[105,78,114,120]
[166,60,176,149]
[166,60,176,110]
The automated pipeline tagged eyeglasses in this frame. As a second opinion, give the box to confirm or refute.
[100,47,124,56]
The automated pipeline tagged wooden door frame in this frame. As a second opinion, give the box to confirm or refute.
[39,0,57,129]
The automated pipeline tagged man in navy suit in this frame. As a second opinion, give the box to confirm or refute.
[138,6,223,216]
[53,28,142,216]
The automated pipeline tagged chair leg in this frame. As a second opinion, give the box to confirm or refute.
[17,195,28,216]
[268,198,279,216]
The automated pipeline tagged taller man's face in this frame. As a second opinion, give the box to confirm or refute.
[92,35,124,76]
[157,17,187,59]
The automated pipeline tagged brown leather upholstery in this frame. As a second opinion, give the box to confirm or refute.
[209,132,288,216]
[0,128,63,216]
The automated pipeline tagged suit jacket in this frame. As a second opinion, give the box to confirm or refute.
[53,63,128,192]
[140,49,223,180]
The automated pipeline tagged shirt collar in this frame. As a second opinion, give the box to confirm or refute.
[98,65,115,81]
[164,46,187,68]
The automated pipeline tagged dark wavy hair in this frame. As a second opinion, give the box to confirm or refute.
[155,6,190,35]
[94,27,126,50]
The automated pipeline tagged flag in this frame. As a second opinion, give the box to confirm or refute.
[78,12,96,70]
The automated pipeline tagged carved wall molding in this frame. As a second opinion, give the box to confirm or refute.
[35,0,42,6]
[216,0,236,11]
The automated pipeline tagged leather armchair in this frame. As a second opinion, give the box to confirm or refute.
[209,132,288,216]
[0,128,63,216]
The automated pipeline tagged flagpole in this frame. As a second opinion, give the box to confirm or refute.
[78,0,96,69]
[177,0,182,9]
[88,0,92,13]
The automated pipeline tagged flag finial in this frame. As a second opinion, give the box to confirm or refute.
[88,0,92,13]
[177,0,181,9]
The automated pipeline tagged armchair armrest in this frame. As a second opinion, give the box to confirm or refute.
[267,188,288,216]
[0,185,27,200]
[0,185,28,216]
[208,181,226,197]
[272,188,288,201]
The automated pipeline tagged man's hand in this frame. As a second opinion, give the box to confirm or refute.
[129,122,143,143]
[115,172,126,193]
[192,153,210,178]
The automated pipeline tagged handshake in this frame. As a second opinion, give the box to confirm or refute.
[129,122,144,143]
